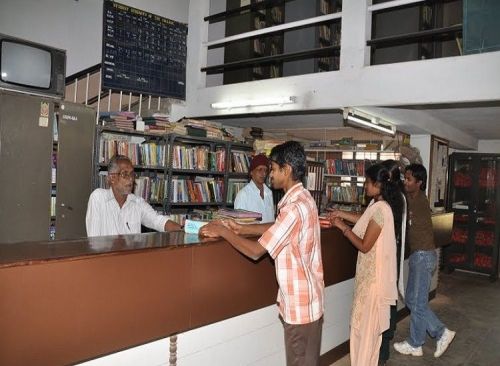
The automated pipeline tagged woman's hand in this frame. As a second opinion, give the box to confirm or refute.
[326,208,344,220]
[319,216,333,229]
[318,209,343,229]
[332,217,349,232]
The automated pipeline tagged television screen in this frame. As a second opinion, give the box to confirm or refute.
[1,41,52,89]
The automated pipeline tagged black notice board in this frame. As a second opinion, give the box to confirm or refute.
[464,0,500,55]
[102,0,187,99]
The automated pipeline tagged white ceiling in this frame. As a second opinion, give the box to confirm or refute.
[209,104,500,142]
[416,106,500,139]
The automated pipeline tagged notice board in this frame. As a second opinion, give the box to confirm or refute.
[463,0,500,54]
[102,0,187,99]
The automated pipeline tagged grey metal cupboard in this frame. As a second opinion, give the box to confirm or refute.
[0,91,94,243]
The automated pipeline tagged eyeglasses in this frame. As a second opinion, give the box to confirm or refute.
[111,171,136,180]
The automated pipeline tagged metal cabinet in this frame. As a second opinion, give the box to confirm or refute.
[444,153,500,280]
[0,91,94,243]
[55,102,95,239]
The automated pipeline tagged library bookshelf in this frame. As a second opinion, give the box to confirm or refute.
[305,148,399,211]
[93,127,253,223]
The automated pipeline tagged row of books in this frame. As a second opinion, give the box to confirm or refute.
[226,179,248,203]
[325,184,365,204]
[254,17,266,30]
[97,172,167,203]
[50,196,56,217]
[231,152,251,173]
[134,175,167,203]
[320,0,341,15]
[169,209,217,227]
[306,165,324,191]
[320,0,331,14]
[99,138,167,167]
[51,152,57,184]
[253,39,266,55]
[172,145,225,171]
[171,177,224,203]
[270,6,283,23]
[319,24,331,41]
[325,159,370,176]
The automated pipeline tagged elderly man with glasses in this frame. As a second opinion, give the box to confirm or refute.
[85,155,181,237]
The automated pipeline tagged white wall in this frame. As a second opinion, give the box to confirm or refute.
[451,139,500,154]
[409,134,432,192]
[477,140,500,153]
[0,0,189,76]
[206,0,226,87]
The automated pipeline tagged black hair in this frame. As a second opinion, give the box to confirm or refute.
[381,159,404,191]
[365,163,403,242]
[405,163,427,191]
[269,141,306,182]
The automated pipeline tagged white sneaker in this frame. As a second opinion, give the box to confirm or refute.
[393,341,423,356]
[434,328,456,358]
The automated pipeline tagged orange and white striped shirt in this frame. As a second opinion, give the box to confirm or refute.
[259,183,324,324]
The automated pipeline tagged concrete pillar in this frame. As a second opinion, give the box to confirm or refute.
[340,0,372,71]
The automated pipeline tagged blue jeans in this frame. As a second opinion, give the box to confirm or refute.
[405,250,445,347]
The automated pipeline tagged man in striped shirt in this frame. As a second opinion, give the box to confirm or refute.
[200,141,324,366]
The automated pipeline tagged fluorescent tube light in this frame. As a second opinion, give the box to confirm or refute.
[211,96,295,110]
[346,115,396,135]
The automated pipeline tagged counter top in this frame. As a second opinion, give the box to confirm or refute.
[0,231,217,268]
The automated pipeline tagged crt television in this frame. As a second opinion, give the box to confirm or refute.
[0,33,66,98]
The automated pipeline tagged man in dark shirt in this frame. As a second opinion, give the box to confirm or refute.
[394,164,456,358]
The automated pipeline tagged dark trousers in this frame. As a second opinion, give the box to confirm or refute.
[281,316,323,366]
[379,304,398,362]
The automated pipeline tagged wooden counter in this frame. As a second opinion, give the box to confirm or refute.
[0,229,357,366]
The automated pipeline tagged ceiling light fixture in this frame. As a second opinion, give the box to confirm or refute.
[343,108,396,136]
[211,96,296,110]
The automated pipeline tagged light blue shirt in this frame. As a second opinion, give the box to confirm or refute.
[234,180,275,223]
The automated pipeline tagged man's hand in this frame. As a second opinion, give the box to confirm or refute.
[223,219,244,235]
[199,221,225,238]
[165,220,182,232]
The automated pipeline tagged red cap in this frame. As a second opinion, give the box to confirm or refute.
[249,154,269,172]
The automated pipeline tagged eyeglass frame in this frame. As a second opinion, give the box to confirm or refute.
[110,170,137,180]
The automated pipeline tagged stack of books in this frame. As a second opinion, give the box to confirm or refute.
[143,113,187,135]
[215,208,262,223]
[180,118,225,140]
[100,111,136,131]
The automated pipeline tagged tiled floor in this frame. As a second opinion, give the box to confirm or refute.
[331,270,500,366]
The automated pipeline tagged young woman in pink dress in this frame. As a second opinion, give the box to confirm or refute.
[320,163,403,366]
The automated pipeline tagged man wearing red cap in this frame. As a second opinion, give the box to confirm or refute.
[234,153,275,223]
